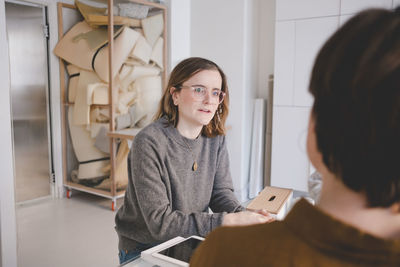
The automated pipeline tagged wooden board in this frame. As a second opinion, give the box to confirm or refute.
[247,186,293,214]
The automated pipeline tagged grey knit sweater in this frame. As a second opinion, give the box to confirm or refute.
[115,117,244,251]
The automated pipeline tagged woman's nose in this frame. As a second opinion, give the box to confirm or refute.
[203,90,219,104]
[202,91,212,103]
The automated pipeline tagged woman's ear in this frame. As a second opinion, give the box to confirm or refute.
[390,202,400,214]
[307,114,323,172]
[170,87,179,106]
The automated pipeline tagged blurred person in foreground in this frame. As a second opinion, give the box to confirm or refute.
[190,7,400,267]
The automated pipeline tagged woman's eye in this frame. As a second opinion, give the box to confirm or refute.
[212,91,220,97]
[194,87,204,93]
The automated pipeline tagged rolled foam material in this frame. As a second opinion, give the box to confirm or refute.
[75,0,140,28]
[72,26,123,51]
[124,57,143,66]
[54,21,94,70]
[90,107,110,123]
[115,113,131,130]
[78,159,110,179]
[141,13,163,47]
[93,27,140,83]
[118,3,149,19]
[98,107,110,119]
[66,64,80,103]
[89,83,109,105]
[94,126,110,154]
[73,70,101,125]
[68,106,108,162]
[90,122,109,138]
[131,75,162,127]
[150,37,163,70]
[95,139,129,190]
[129,35,152,64]
[119,64,133,81]
[120,65,160,92]
[117,91,136,114]
[114,139,129,186]
[128,104,146,127]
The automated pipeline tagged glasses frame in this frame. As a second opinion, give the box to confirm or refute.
[178,85,226,104]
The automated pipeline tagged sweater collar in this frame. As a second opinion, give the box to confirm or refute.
[159,116,202,148]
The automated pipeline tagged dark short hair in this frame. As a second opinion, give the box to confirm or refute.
[155,57,229,137]
[309,7,400,207]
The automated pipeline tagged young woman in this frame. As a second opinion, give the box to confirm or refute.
[115,57,272,264]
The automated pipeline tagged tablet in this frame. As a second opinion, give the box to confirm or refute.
[141,235,204,267]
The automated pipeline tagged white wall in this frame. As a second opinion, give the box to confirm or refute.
[0,203,1,267]
[166,0,191,70]
[166,0,275,201]
[257,0,275,99]
[190,0,266,201]
[270,0,398,191]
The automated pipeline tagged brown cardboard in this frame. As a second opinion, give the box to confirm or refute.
[247,186,293,215]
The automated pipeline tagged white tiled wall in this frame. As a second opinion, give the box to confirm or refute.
[276,0,340,21]
[273,21,295,106]
[293,16,338,107]
[339,14,354,26]
[340,0,392,15]
[340,1,399,25]
[271,0,395,192]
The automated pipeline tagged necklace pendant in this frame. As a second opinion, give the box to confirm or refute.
[192,161,198,171]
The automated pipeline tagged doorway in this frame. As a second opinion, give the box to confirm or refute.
[6,1,53,203]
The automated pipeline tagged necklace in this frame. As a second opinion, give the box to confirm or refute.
[181,138,198,171]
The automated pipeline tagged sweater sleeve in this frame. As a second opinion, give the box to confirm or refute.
[209,136,246,213]
[130,133,225,242]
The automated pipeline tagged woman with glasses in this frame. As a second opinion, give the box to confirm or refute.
[115,57,272,264]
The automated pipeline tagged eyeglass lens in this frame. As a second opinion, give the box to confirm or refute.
[191,86,225,103]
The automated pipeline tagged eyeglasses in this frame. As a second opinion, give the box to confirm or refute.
[178,85,226,104]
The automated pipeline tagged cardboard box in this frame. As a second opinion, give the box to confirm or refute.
[246,186,293,220]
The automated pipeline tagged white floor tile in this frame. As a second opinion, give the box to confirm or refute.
[16,192,123,267]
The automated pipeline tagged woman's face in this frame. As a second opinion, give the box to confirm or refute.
[171,69,222,129]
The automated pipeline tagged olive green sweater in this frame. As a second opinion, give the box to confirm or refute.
[191,199,400,266]
[115,117,244,251]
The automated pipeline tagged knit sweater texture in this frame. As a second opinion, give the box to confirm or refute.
[115,117,244,251]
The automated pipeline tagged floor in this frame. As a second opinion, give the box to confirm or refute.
[16,191,124,267]
[12,111,125,267]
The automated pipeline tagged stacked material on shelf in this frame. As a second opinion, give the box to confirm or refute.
[75,0,141,27]
[55,0,164,190]
[97,139,130,190]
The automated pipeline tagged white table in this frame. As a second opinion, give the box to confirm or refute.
[121,258,153,267]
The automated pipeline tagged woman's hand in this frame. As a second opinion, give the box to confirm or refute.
[222,210,275,226]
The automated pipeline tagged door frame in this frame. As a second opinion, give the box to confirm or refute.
[7,0,55,204]
[5,0,69,199]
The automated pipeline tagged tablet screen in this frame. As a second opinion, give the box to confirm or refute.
[156,237,203,263]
